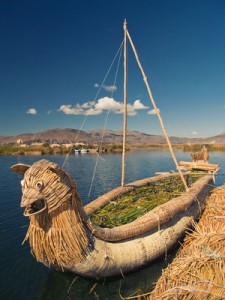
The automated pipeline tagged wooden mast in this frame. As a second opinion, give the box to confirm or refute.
[121,19,127,187]
[126,28,189,191]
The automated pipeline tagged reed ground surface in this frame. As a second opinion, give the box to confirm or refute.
[126,184,225,300]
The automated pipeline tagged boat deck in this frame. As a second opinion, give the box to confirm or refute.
[179,160,220,172]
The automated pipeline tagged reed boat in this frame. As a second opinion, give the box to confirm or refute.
[11,20,219,278]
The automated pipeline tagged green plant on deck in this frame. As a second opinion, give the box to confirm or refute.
[91,174,202,228]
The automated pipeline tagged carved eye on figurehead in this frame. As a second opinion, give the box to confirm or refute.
[36,181,44,191]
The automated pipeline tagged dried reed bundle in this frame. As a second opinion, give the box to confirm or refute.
[17,160,92,270]
[25,195,92,269]
[149,185,225,300]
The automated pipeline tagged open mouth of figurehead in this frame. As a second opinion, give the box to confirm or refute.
[24,199,46,216]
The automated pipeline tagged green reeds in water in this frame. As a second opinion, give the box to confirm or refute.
[91,174,203,228]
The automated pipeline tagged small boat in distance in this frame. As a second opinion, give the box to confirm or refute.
[74,149,89,154]
[11,20,219,278]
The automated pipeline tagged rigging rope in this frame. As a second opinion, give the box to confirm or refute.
[61,41,124,169]
[62,116,89,168]
[88,41,123,198]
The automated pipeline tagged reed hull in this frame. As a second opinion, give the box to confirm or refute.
[71,174,214,278]
[85,173,214,242]
[11,159,215,279]
[65,216,194,278]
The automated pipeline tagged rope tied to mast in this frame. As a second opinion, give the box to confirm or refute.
[88,41,123,198]
[124,22,189,191]
[61,40,123,171]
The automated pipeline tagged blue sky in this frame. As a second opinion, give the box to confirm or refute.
[1,0,225,138]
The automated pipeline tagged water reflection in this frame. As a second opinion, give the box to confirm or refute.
[1,150,224,300]
[39,252,175,300]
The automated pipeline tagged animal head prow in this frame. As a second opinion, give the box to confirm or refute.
[13,159,83,216]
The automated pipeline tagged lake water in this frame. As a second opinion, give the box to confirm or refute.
[1,149,224,299]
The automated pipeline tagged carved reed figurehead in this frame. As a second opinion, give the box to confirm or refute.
[11,159,93,270]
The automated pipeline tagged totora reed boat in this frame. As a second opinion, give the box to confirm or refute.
[11,20,219,278]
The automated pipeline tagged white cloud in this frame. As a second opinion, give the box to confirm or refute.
[85,108,102,115]
[127,105,137,116]
[58,97,149,116]
[58,105,84,115]
[133,100,149,110]
[95,97,122,111]
[81,101,95,108]
[147,108,160,115]
[103,85,117,92]
[192,131,198,135]
[94,83,117,92]
[26,108,37,115]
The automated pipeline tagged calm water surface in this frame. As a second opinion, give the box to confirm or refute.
[1,149,224,299]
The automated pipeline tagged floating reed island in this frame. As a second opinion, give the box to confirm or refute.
[147,185,225,300]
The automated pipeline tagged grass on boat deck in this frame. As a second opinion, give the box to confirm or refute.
[91,174,203,228]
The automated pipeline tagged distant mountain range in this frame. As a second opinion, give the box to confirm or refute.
[0,128,225,145]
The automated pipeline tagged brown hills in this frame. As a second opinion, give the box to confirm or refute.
[0,128,224,145]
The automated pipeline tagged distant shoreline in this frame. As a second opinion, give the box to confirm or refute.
[1,143,225,155]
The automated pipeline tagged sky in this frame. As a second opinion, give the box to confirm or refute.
[1,0,225,138]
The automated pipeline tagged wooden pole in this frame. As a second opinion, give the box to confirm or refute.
[126,29,189,191]
[121,19,127,187]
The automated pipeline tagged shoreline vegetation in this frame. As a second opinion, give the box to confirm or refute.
[1,143,225,155]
